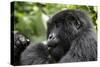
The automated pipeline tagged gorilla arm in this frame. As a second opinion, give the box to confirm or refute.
[20,43,53,65]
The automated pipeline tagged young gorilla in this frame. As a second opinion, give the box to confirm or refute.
[13,9,97,65]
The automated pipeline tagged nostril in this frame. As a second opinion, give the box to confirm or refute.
[49,35,53,39]
[49,33,56,40]
[48,33,56,40]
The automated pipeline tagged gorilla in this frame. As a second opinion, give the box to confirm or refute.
[47,10,97,62]
[12,9,97,66]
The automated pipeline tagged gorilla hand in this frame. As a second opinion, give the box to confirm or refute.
[14,31,30,65]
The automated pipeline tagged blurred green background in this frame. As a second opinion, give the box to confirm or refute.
[12,1,97,43]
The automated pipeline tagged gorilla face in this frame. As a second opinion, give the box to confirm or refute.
[47,10,81,45]
[47,10,93,62]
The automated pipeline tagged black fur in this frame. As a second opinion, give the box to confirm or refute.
[47,10,97,62]
[21,43,50,65]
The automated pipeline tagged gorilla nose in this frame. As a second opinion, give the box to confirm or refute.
[48,33,56,40]
[47,33,59,47]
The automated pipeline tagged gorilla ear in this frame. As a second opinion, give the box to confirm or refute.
[76,20,81,29]
[74,17,81,29]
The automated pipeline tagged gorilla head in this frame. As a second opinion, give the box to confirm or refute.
[47,10,95,62]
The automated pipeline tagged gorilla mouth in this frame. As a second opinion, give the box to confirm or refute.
[47,36,60,47]
[47,41,58,47]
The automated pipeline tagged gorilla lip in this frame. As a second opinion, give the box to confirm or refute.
[47,38,59,47]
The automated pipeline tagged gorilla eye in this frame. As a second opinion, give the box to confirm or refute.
[74,20,81,29]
